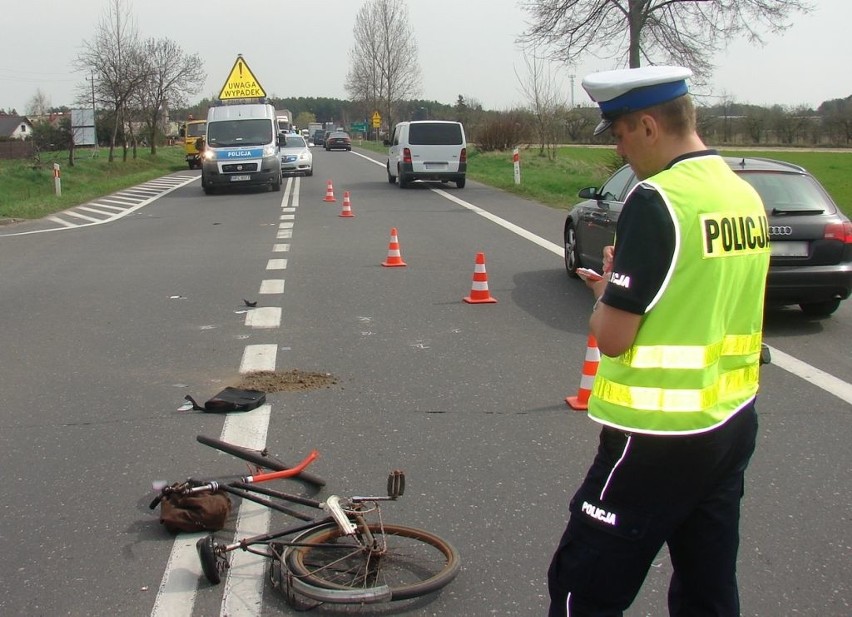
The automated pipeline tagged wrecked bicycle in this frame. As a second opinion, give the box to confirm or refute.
[150,435,461,606]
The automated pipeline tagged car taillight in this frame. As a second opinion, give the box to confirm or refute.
[824,221,852,243]
[460,147,467,163]
[403,147,412,164]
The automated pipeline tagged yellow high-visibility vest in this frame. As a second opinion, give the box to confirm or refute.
[589,155,770,435]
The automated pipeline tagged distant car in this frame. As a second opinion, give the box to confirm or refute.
[279,133,313,176]
[563,157,852,316]
[325,131,352,151]
[312,130,325,146]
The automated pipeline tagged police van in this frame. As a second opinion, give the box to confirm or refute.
[200,103,282,194]
[385,120,467,189]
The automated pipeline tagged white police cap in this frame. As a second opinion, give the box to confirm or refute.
[582,66,693,135]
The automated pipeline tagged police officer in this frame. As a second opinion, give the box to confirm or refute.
[547,66,771,617]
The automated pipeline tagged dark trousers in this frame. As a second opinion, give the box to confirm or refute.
[548,403,758,617]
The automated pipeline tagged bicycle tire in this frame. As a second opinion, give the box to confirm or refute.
[196,435,325,487]
[196,535,222,585]
[284,523,460,601]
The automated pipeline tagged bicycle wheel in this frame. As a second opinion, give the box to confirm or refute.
[196,435,325,487]
[285,523,460,601]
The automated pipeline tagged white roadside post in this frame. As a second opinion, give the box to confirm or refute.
[53,163,61,196]
[513,147,521,185]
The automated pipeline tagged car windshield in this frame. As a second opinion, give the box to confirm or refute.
[284,135,306,148]
[207,119,272,147]
[738,172,834,214]
[186,123,205,138]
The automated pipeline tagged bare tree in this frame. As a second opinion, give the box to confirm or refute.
[134,38,205,155]
[345,0,420,129]
[26,89,52,117]
[519,0,812,81]
[76,0,148,162]
[516,49,569,158]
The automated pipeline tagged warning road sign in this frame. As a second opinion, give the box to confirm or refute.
[218,55,266,100]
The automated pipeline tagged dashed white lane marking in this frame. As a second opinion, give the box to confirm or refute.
[259,279,285,294]
[219,406,274,617]
[240,344,278,373]
[149,532,206,617]
[153,177,300,617]
[245,306,282,329]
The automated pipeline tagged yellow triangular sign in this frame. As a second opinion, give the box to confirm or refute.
[218,55,266,100]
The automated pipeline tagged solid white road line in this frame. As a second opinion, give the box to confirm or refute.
[352,149,851,405]
[766,345,852,404]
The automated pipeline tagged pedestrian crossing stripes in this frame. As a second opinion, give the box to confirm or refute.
[0,174,197,237]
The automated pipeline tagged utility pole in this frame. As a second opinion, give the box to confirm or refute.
[86,71,98,157]
[568,74,576,108]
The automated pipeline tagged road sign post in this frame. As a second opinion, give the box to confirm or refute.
[513,148,521,185]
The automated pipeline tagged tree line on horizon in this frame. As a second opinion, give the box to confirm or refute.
[7,0,850,156]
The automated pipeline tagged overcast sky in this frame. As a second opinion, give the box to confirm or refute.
[1,0,849,116]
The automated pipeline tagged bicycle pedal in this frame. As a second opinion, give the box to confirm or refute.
[387,470,405,498]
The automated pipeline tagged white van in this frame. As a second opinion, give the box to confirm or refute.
[385,121,467,189]
[201,103,282,194]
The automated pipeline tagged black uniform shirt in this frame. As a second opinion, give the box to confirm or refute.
[600,151,718,316]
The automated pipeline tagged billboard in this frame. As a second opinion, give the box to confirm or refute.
[71,109,96,146]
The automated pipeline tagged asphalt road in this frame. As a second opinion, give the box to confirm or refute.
[0,147,849,616]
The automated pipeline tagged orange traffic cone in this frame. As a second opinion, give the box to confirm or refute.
[463,252,497,304]
[381,228,407,267]
[566,334,600,411]
[323,179,336,202]
[339,191,354,217]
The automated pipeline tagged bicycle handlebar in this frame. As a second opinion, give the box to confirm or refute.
[242,449,319,483]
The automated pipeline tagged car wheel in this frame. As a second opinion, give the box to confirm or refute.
[387,164,396,184]
[799,299,841,316]
[564,223,580,278]
[399,172,410,189]
[455,177,466,189]
[306,169,313,177]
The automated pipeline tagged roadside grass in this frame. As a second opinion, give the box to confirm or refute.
[357,140,851,216]
[721,149,852,217]
[2,142,849,221]
[0,146,186,221]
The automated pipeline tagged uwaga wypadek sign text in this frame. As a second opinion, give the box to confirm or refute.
[218,55,266,100]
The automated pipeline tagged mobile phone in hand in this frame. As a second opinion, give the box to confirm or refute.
[576,267,603,281]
